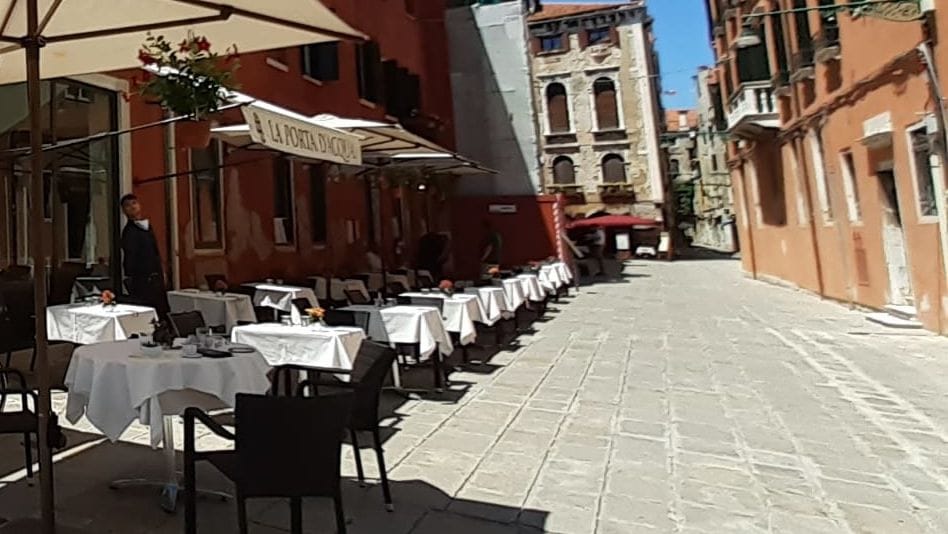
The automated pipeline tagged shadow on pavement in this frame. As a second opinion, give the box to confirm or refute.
[0,435,549,534]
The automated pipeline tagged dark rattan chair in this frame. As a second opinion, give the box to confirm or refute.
[344,288,371,305]
[184,393,353,534]
[168,311,207,338]
[0,369,38,479]
[298,341,397,511]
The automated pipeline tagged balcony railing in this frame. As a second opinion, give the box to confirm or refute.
[814,25,841,63]
[727,81,780,137]
[790,46,815,82]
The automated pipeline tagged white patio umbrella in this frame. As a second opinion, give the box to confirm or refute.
[0,2,362,532]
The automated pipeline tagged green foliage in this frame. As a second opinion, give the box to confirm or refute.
[674,181,695,219]
[135,33,239,119]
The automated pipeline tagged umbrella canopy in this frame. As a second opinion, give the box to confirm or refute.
[567,214,660,230]
[0,0,363,84]
[0,2,362,531]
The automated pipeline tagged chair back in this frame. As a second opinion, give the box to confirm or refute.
[344,288,370,305]
[385,281,406,296]
[416,272,435,288]
[0,265,31,282]
[168,311,207,338]
[50,262,86,305]
[409,296,444,313]
[291,298,313,315]
[204,274,228,291]
[323,309,357,327]
[235,393,353,498]
[395,295,412,306]
[74,277,111,301]
[348,342,397,430]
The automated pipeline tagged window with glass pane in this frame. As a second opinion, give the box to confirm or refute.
[273,157,295,245]
[910,129,939,217]
[0,80,119,278]
[301,42,339,82]
[587,28,611,45]
[310,165,328,244]
[190,142,223,248]
[541,35,564,52]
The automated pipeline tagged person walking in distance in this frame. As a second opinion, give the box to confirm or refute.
[480,220,503,274]
[120,194,169,314]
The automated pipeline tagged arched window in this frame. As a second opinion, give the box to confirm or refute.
[552,156,575,184]
[546,83,570,133]
[602,154,625,183]
[593,78,619,130]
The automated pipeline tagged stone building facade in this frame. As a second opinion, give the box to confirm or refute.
[527,2,666,220]
[691,67,737,252]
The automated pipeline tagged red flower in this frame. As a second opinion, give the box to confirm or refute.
[196,37,211,52]
[438,279,454,290]
[137,49,156,65]
[179,39,191,53]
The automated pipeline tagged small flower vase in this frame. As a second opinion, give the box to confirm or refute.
[441,288,454,297]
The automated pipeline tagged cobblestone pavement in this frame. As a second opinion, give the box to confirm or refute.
[4,258,948,533]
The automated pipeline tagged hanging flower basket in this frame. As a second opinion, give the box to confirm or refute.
[134,32,239,148]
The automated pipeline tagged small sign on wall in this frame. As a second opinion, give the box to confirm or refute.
[615,233,630,251]
[488,204,517,214]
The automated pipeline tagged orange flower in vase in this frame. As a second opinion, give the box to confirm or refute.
[100,290,116,307]
[306,307,326,324]
[487,266,501,279]
[438,279,455,297]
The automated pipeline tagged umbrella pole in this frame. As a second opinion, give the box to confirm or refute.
[25,0,56,532]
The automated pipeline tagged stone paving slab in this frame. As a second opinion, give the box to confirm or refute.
[3,260,948,532]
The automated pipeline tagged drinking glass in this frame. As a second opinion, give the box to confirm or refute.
[195,327,211,347]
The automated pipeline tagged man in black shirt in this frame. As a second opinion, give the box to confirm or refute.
[120,194,169,314]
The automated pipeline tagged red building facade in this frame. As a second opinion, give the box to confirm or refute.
[127,0,457,289]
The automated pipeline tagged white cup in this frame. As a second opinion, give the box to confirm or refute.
[182,344,198,357]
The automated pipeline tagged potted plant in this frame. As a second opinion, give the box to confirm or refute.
[135,32,239,148]
[213,279,229,296]
[438,279,455,297]
[306,307,326,326]
[100,289,116,308]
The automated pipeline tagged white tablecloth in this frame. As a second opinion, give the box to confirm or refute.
[539,265,564,293]
[465,287,508,325]
[64,339,271,447]
[400,292,482,345]
[167,290,256,332]
[517,274,546,302]
[554,261,573,283]
[381,306,453,357]
[499,279,526,311]
[231,323,365,378]
[47,304,158,345]
[246,283,319,312]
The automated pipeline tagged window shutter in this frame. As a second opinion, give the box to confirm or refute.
[553,157,575,184]
[609,26,619,46]
[530,37,541,55]
[594,79,619,130]
[602,155,625,183]
[546,83,570,133]
[578,30,589,49]
[319,43,339,81]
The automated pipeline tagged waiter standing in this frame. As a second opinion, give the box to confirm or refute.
[120,194,169,314]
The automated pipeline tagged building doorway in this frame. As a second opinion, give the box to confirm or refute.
[877,168,913,305]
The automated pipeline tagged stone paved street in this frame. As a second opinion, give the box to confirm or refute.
[5,258,948,533]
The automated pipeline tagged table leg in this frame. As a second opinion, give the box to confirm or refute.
[110,415,231,513]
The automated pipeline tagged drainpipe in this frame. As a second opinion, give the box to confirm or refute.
[164,113,180,290]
